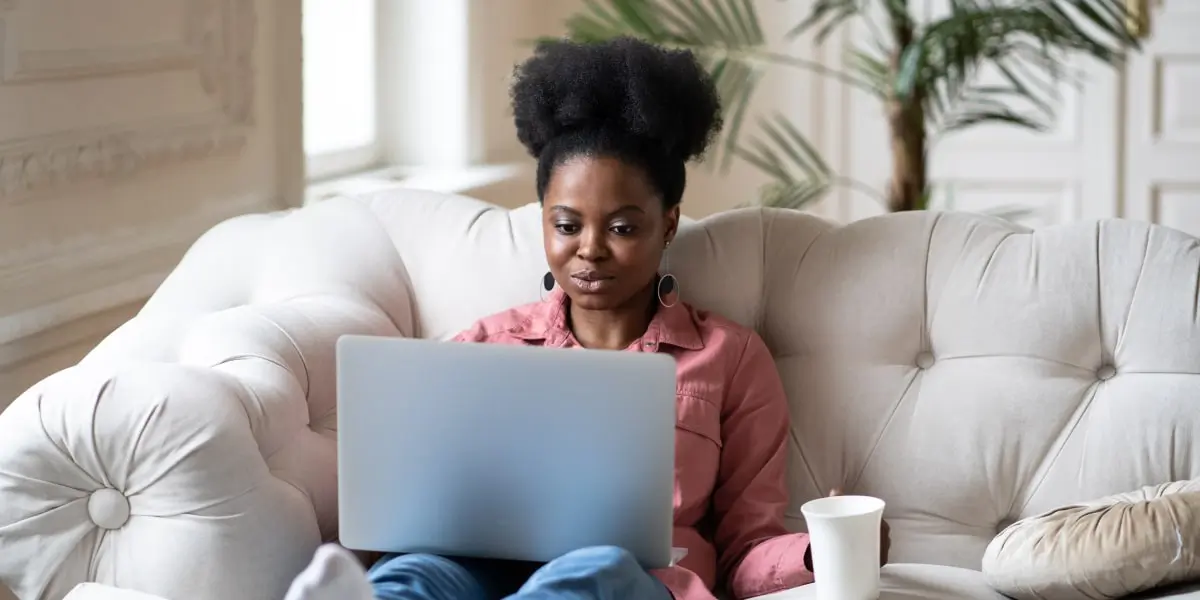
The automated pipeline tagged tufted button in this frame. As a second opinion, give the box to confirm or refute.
[87,488,130,530]
[915,351,935,369]
[1096,364,1116,381]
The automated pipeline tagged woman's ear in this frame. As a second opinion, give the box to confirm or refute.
[664,205,680,246]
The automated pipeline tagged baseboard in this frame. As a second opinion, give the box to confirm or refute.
[0,272,165,358]
[0,298,144,370]
[0,298,143,413]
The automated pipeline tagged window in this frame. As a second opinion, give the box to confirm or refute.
[300,0,539,207]
[302,0,378,180]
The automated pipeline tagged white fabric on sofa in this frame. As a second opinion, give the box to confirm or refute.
[62,584,168,600]
[2,189,1200,599]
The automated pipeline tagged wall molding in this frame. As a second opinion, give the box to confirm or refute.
[0,0,256,200]
[0,294,142,373]
[0,192,276,371]
[5,40,196,83]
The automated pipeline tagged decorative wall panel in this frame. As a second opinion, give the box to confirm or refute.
[0,0,255,199]
[1124,2,1200,229]
[1153,185,1200,237]
[0,0,291,414]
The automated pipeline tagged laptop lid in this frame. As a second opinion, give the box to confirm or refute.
[336,334,677,569]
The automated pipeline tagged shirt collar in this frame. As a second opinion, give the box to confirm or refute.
[509,285,704,351]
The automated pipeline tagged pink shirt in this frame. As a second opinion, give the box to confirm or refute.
[453,288,813,599]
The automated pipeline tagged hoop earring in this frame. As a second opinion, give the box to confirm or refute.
[657,238,678,308]
[657,273,678,308]
[540,271,555,301]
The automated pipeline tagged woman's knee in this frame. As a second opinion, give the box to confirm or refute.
[521,545,669,598]
[550,545,640,573]
[367,553,486,600]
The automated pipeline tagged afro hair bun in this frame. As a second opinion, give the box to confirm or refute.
[510,37,723,165]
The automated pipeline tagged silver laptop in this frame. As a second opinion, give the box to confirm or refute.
[336,334,678,569]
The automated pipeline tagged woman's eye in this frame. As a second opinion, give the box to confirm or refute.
[610,224,636,236]
[554,222,579,235]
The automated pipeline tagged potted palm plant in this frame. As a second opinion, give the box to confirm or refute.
[552,0,1144,212]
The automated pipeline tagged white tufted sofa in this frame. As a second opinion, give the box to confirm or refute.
[3,189,1200,600]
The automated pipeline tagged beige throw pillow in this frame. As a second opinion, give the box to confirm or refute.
[982,480,1200,600]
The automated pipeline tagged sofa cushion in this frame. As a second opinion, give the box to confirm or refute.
[982,480,1200,600]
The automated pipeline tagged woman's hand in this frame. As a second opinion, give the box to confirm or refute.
[802,488,892,572]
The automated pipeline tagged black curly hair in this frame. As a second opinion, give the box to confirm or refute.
[510,37,723,209]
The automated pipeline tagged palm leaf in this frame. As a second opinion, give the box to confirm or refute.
[934,83,1050,133]
[735,113,833,209]
[941,106,1047,132]
[902,0,1141,136]
[787,0,871,44]
[560,0,768,170]
[712,59,762,169]
[844,45,892,99]
[756,181,831,209]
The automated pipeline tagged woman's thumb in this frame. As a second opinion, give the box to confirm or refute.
[828,488,843,497]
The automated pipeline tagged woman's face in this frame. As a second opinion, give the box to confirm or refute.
[542,155,679,312]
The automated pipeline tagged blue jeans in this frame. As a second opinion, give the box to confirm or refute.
[367,545,672,600]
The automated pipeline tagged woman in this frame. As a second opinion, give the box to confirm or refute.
[287,37,888,600]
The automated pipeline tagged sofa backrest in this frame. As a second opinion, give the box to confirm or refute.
[326,190,1200,570]
[20,188,1196,599]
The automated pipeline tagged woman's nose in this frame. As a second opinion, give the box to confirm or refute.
[576,230,609,260]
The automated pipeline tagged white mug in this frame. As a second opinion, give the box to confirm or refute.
[801,495,886,600]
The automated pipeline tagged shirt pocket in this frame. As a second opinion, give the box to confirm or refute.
[675,393,721,449]
[674,392,722,507]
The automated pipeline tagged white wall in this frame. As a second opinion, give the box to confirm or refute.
[523,2,1200,232]
[0,0,302,409]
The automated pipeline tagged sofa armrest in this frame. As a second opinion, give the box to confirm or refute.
[0,295,397,600]
[0,361,320,600]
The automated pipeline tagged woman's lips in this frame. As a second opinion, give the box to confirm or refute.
[570,273,615,292]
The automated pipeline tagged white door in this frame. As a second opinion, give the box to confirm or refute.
[822,0,1125,227]
[922,0,1135,227]
[1122,0,1200,237]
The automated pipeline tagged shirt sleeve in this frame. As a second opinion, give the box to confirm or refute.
[712,331,813,599]
[450,321,486,343]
